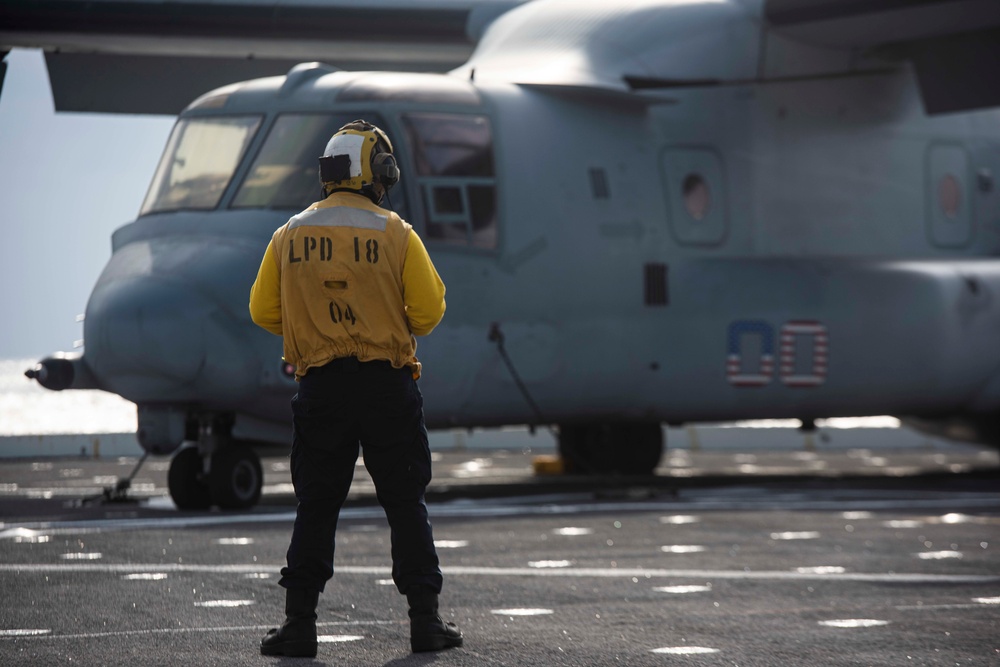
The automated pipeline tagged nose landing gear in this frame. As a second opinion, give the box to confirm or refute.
[167,446,212,510]
[208,445,263,509]
[166,414,263,511]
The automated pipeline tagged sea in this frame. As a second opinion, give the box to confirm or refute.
[0,358,137,436]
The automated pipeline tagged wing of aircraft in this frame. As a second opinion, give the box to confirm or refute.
[0,0,529,114]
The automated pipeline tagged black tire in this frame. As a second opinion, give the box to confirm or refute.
[558,422,663,475]
[168,446,212,510]
[209,445,263,510]
[558,424,605,474]
[614,422,664,474]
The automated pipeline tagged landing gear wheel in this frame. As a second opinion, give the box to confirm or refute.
[614,422,664,474]
[209,445,263,510]
[168,446,212,510]
[558,422,663,475]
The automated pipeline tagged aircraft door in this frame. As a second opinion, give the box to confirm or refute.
[659,147,729,247]
[926,143,973,248]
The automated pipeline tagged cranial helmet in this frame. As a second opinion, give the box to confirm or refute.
[318,119,399,204]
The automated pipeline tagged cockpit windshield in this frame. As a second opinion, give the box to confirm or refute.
[232,114,354,210]
[140,116,261,215]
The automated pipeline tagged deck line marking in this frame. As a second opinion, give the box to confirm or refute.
[895,603,1000,611]
[0,563,995,584]
[0,620,393,641]
[2,493,1000,537]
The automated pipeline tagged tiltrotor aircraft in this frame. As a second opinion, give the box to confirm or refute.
[7,0,1000,509]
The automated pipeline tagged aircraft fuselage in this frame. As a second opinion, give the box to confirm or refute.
[35,62,1000,471]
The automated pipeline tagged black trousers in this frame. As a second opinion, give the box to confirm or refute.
[278,357,442,595]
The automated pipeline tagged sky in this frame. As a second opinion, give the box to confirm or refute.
[0,49,175,360]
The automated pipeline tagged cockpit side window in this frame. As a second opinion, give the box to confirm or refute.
[401,113,497,249]
[140,115,261,215]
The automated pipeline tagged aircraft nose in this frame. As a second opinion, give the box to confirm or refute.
[84,277,209,399]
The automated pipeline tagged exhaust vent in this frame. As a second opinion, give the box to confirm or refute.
[589,168,610,199]
[644,263,668,306]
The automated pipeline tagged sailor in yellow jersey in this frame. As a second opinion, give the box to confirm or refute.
[250,120,462,658]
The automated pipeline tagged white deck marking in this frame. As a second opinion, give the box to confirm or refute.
[434,540,469,548]
[653,585,711,594]
[651,646,720,654]
[819,619,889,628]
[897,597,1000,611]
[895,603,997,611]
[660,545,706,553]
[528,560,572,568]
[0,562,995,584]
[0,629,51,637]
[59,552,102,560]
[2,492,999,536]
[659,515,699,525]
[795,566,846,574]
[916,550,963,560]
[318,635,364,643]
[1,620,391,641]
[770,531,820,540]
[491,609,553,616]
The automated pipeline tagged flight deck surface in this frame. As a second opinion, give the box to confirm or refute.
[1,442,998,665]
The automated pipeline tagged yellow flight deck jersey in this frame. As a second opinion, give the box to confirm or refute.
[249,192,446,380]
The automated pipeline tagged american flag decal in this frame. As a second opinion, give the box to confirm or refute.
[726,320,774,387]
[780,320,828,387]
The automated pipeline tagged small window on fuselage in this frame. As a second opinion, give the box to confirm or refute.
[402,113,497,249]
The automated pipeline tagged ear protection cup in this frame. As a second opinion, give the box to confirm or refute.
[371,152,399,191]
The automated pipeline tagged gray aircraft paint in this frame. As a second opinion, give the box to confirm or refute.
[85,63,1000,426]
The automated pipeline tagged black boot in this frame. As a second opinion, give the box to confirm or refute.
[406,586,463,653]
[260,588,319,657]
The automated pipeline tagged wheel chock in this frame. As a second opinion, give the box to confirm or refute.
[532,455,564,475]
